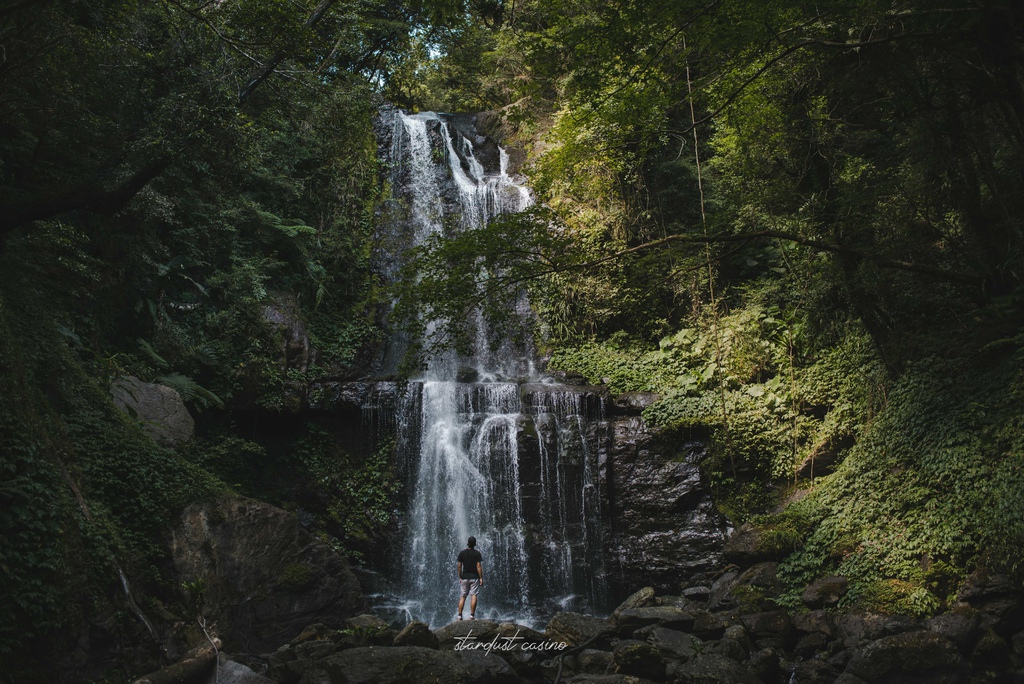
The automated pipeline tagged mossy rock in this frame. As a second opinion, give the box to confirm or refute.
[278,563,316,591]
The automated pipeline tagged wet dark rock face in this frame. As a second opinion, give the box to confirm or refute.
[601,416,729,597]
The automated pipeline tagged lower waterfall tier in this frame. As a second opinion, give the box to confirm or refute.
[309,380,730,628]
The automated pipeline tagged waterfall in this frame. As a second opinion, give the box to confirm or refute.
[374,108,608,627]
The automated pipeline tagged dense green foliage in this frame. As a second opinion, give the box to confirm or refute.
[397,0,1024,616]
[0,0,426,678]
[185,425,399,559]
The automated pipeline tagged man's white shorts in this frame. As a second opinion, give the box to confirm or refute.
[459,578,481,597]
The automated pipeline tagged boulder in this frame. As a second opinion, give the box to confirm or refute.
[655,595,692,610]
[837,609,920,647]
[610,392,660,415]
[315,645,518,683]
[739,611,795,650]
[131,645,216,684]
[970,626,1011,670]
[690,610,734,640]
[394,622,439,649]
[573,649,614,674]
[707,571,740,610]
[682,586,711,603]
[802,575,849,609]
[262,627,376,681]
[266,644,305,684]
[828,647,855,671]
[794,631,830,658]
[218,656,276,684]
[433,619,501,650]
[925,607,983,652]
[612,587,657,619]
[723,523,785,567]
[723,623,751,642]
[833,674,869,684]
[793,610,835,638]
[711,636,749,662]
[1012,629,1024,656]
[645,627,698,662]
[745,647,779,683]
[616,607,694,635]
[262,294,317,374]
[562,676,653,684]
[289,623,337,645]
[731,563,783,609]
[735,562,781,590]
[612,640,665,681]
[546,612,615,647]
[957,567,1024,635]
[672,653,760,684]
[344,614,394,644]
[111,376,194,447]
[498,621,547,644]
[844,630,968,683]
[170,496,364,653]
[789,659,841,684]
[490,622,552,677]
[292,640,342,664]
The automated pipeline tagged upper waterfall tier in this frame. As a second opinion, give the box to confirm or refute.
[380,108,531,243]
[374,107,535,381]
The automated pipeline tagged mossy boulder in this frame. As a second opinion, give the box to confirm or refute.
[545,612,615,647]
[394,621,439,649]
[316,645,518,684]
[612,640,665,680]
[801,575,849,609]
[844,630,967,683]
[110,376,195,447]
[170,496,364,653]
[723,523,787,567]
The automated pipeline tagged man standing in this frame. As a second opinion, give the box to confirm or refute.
[456,536,483,620]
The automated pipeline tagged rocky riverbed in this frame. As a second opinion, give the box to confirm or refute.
[135,552,1024,684]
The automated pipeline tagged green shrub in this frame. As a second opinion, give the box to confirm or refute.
[855,579,939,616]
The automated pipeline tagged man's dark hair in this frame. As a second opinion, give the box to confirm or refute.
[468,536,476,548]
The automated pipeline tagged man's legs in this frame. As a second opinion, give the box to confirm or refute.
[468,578,480,617]
[457,578,471,619]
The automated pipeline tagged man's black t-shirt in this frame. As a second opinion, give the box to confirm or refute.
[457,548,482,579]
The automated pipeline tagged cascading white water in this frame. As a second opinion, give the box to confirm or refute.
[378,109,607,627]
[401,382,532,625]
[401,116,445,241]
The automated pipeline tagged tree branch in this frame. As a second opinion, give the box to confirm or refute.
[238,0,337,103]
[657,27,969,142]
[0,157,170,238]
[464,230,980,290]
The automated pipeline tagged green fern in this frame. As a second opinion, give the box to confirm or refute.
[137,339,169,369]
[156,373,224,411]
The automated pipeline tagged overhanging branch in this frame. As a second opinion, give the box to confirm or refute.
[469,230,981,290]
[238,0,338,103]
[557,231,981,286]
[0,157,170,238]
